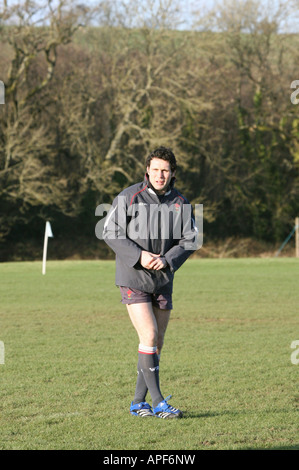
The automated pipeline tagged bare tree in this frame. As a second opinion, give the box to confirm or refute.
[0,0,90,240]
[88,1,212,190]
[192,0,299,239]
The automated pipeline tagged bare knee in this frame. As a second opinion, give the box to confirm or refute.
[139,328,158,348]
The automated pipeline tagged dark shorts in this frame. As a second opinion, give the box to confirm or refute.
[119,286,173,310]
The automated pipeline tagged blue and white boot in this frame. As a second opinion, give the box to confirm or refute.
[130,401,154,417]
[153,395,183,419]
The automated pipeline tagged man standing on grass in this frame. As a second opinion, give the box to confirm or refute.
[103,146,198,419]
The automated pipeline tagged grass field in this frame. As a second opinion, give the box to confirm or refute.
[0,258,298,450]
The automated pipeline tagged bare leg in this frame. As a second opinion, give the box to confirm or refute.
[153,306,171,356]
[126,303,171,351]
[126,302,158,347]
[127,303,171,407]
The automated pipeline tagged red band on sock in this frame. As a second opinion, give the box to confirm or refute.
[138,344,157,355]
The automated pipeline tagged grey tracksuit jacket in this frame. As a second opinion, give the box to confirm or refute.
[103,175,197,294]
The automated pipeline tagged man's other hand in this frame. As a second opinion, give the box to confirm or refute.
[140,251,167,270]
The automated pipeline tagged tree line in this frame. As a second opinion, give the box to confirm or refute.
[0,0,299,259]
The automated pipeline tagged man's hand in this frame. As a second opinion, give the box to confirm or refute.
[149,255,167,270]
[139,251,167,270]
[139,251,157,269]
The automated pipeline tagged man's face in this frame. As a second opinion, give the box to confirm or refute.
[147,158,174,195]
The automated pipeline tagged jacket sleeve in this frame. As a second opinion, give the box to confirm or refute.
[102,195,142,268]
[164,202,198,273]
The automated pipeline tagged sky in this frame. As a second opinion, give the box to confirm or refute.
[176,0,299,32]
[88,0,299,32]
[1,0,298,33]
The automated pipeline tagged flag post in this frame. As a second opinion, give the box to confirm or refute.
[42,221,53,275]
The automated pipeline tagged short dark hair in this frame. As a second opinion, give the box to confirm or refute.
[146,146,177,173]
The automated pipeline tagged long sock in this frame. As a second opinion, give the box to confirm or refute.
[132,356,148,405]
[137,344,163,408]
[133,353,161,405]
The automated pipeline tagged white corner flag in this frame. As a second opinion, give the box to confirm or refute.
[42,221,54,275]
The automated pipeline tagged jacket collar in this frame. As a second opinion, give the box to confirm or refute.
[144,173,176,196]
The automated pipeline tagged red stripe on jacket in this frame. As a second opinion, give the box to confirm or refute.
[129,186,147,206]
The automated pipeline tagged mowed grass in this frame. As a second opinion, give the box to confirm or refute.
[0,258,298,450]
